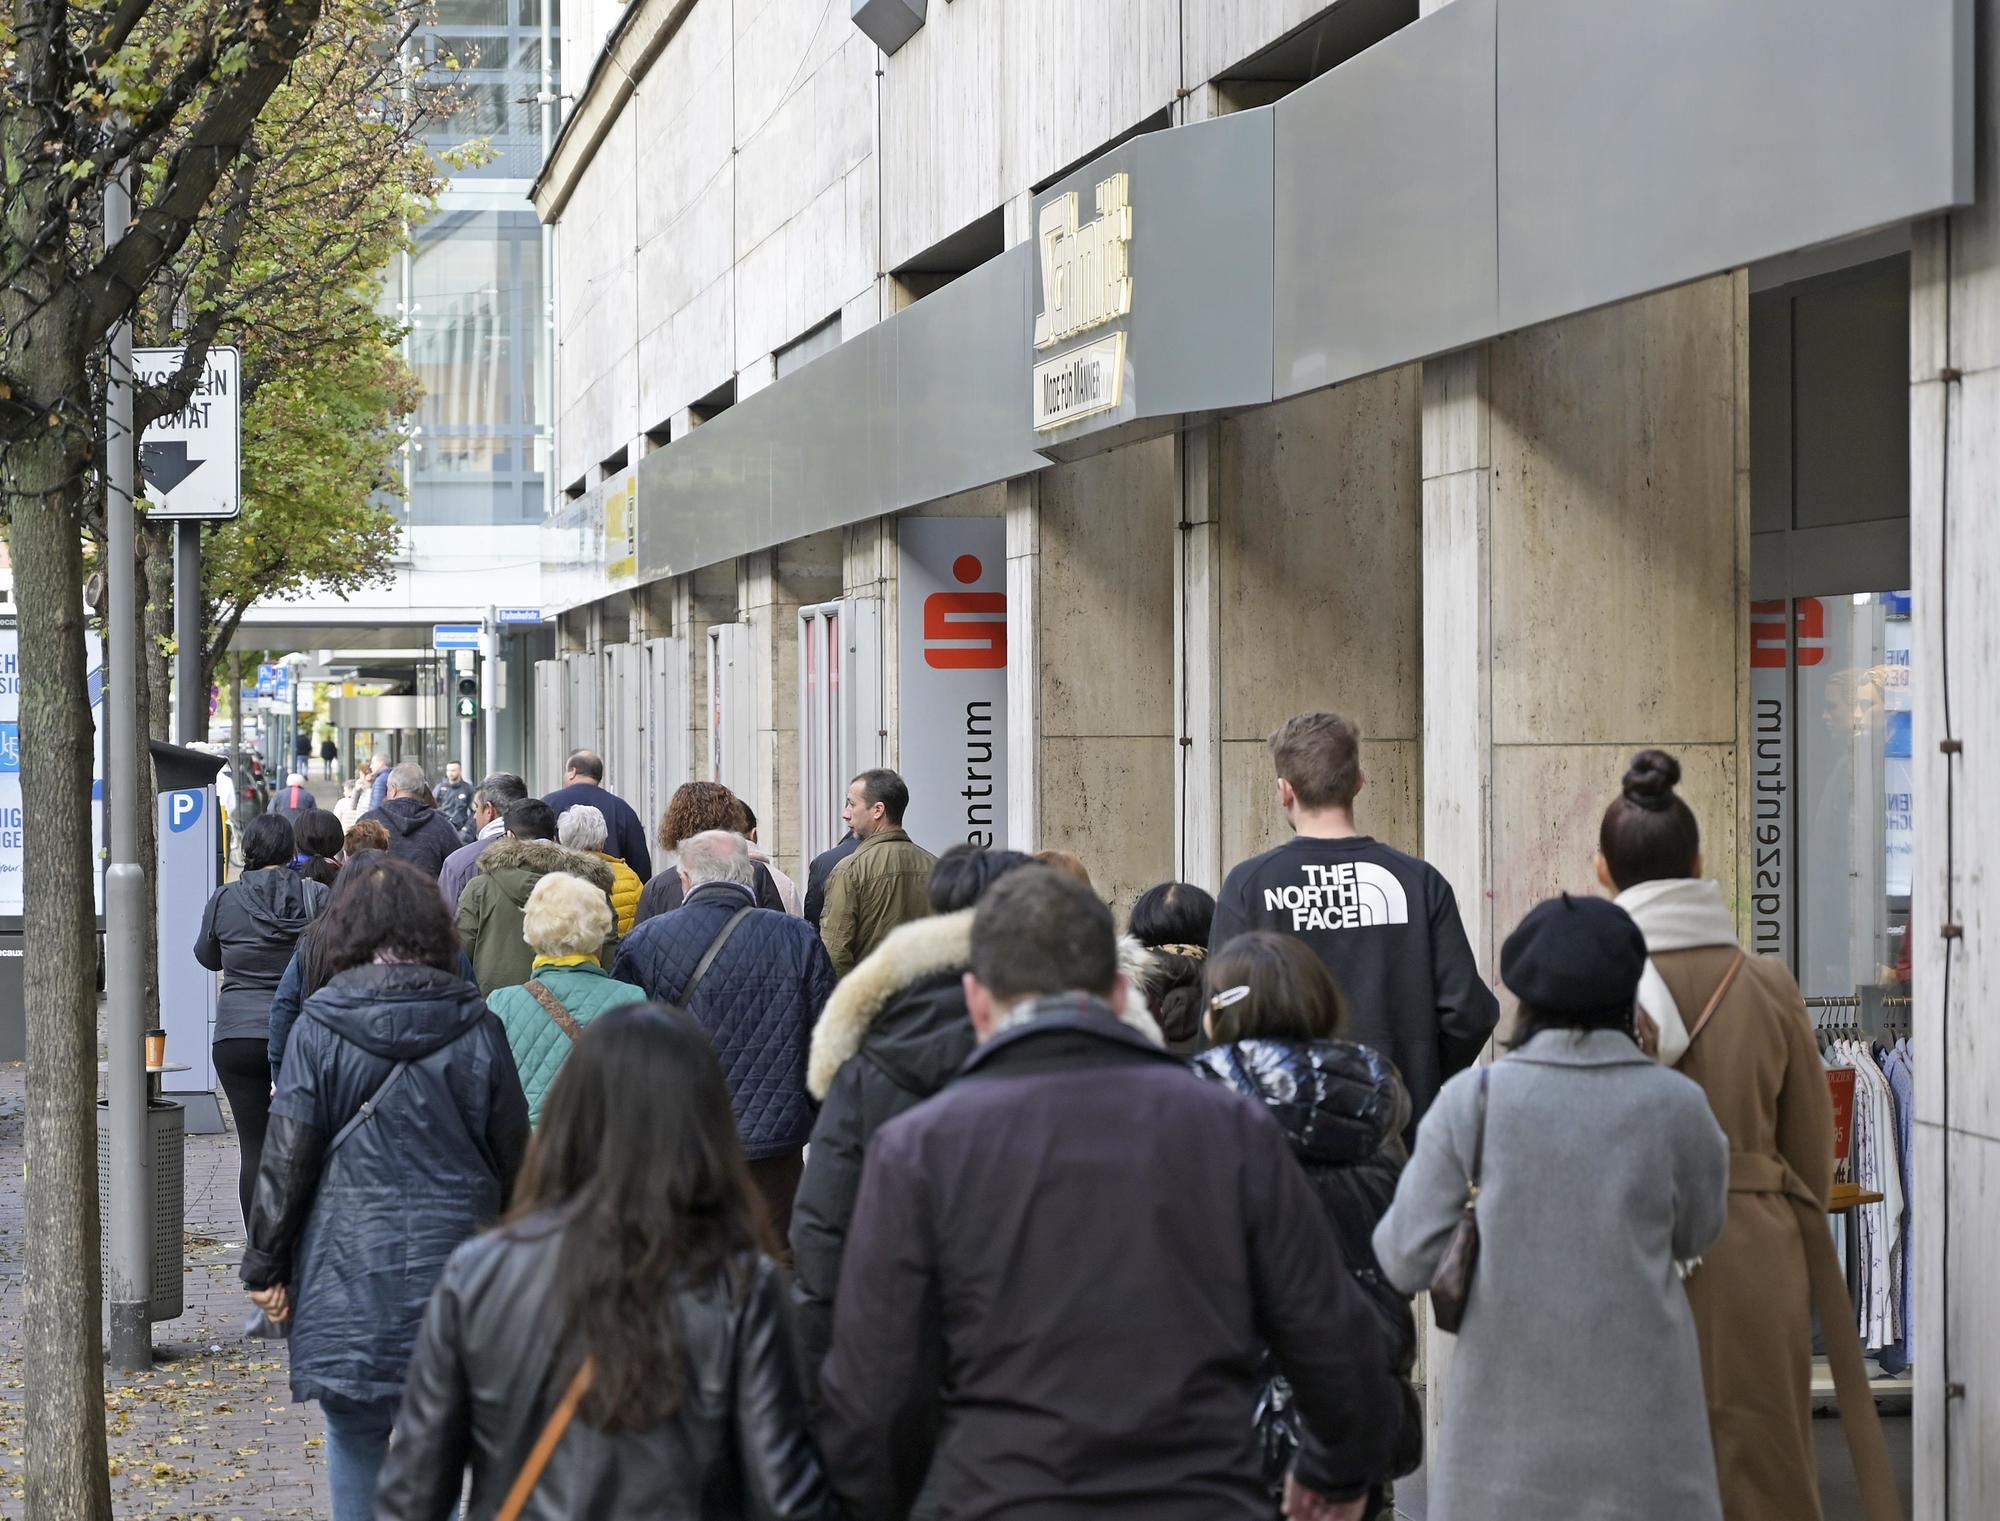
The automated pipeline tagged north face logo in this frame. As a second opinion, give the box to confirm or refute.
[1263,862,1409,932]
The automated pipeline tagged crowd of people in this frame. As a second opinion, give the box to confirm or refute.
[191,717,1895,1521]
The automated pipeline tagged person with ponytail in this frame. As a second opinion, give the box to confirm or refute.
[378,1004,838,1521]
[1596,751,1899,1521]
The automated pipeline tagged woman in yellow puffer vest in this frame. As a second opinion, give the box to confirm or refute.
[556,803,643,934]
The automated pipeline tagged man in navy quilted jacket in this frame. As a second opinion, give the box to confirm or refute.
[611,828,835,1246]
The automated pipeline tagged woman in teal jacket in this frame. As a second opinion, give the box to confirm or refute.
[488,870,647,1123]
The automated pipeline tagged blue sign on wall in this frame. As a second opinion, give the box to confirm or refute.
[0,723,17,774]
[166,789,205,833]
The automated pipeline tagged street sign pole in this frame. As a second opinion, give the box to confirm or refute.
[173,522,202,744]
[483,610,501,780]
[104,167,155,1372]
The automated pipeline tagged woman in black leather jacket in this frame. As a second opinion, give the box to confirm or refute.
[379,1002,838,1521]
[1191,931,1421,1520]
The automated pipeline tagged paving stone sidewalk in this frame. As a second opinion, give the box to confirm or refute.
[0,1062,329,1519]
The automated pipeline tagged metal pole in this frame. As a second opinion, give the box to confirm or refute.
[173,521,202,744]
[104,168,154,1372]
[482,615,501,780]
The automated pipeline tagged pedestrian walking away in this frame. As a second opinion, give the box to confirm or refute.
[1193,931,1421,1514]
[544,748,654,882]
[457,799,621,995]
[1596,750,1901,1521]
[487,871,646,1124]
[193,813,330,1225]
[817,866,1402,1521]
[360,761,466,877]
[1128,880,1216,1055]
[803,828,859,930]
[634,780,789,924]
[241,855,529,1521]
[438,771,528,913]
[557,802,643,934]
[612,830,836,1247]
[367,753,392,811]
[436,760,477,843]
[819,769,937,977]
[1210,712,1498,1127]
[377,1004,839,1521]
[320,732,339,780]
[270,772,319,828]
[1373,893,1730,1521]
[291,810,344,888]
[741,802,804,915]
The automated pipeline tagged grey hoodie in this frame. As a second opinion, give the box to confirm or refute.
[194,868,330,1041]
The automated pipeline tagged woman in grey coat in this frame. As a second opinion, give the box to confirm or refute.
[1374,894,1730,1521]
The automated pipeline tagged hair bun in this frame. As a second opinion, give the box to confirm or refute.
[1622,750,1681,811]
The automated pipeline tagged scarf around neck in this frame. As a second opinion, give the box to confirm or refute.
[1614,877,1740,1067]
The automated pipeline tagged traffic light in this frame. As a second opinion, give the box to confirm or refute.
[456,676,478,720]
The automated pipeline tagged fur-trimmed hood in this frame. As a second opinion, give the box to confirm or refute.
[475,836,616,907]
[807,911,1166,1100]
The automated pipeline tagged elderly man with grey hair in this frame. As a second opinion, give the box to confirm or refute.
[612,829,836,1242]
[437,772,529,912]
[359,761,467,879]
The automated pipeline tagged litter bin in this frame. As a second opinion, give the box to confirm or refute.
[95,1097,185,1323]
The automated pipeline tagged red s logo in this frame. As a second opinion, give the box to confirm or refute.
[925,554,1007,670]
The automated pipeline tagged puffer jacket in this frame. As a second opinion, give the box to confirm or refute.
[361,795,469,878]
[633,857,787,925]
[610,881,836,1159]
[1137,943,1208,1055]
[593,851,644,935]
[488,959,648,1124]
[1193,1037,1421,1499]
[817,828,937,977]
[457,838,621,995]
[241,964,530,1406]
[194,867,330,1042]
[377,1220,839,1521]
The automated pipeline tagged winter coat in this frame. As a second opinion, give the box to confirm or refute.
[1655,944,1845,1521]
[370,768,391,810]
[361,795,469,879]
[241,964,530,1406]
[436,778,477,841]
[803,833,859,929]
[543,781,653,882]
[1195,1038,1421,1493]
[817,998,1404,1521]
[1138,943,1208,1054]
[633,856,787,925]
[610,881,836,1159]
[818,828,937,978]
[439,825,506,913]
[377,1222,838,1521]
[194,867,330,1042]
[456,838,621,995]
[1373,1030,1730,1521]
[593,851,644,935]
[487,959,647,1124]
[269,783,319,827]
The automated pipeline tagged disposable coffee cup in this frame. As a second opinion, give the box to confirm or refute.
[145,1029,166,1069]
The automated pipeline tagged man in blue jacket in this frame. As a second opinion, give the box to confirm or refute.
[611,829,834,1243]
[543,749,652,882]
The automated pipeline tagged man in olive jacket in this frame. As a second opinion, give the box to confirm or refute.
[819,769,936,978]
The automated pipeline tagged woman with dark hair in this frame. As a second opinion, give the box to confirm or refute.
[241,855,529,1521]
[1374,895,1729,1521]
[1595,750,1892,1521]
[1190,931,1417,1515]
[194,810,330,1225]
[378,1004,836,1521]
[1128,881,1216,1054]
[292,809,344,887]
[633,780,787,924]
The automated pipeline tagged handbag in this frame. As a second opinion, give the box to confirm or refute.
[524,979,584,1043]
[495,1357,596,1521]
[1428,1065,1489,1334]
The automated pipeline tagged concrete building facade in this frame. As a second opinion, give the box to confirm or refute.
[534,1,1990,1509]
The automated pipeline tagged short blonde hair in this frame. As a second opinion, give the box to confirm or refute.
[522,871,613,957]
[557,803,609,852]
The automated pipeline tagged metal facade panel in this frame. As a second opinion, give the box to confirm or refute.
[1272,0,1497,397]
[1496,0,1969,333]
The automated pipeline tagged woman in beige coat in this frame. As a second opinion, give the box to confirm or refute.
[1597,750,1900,1521]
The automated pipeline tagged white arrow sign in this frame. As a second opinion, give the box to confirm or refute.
[135,346,241,521]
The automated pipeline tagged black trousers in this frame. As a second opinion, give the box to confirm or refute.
[212,1039,272,1229]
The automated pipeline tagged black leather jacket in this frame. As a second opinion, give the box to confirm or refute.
[377,1216,839,1521]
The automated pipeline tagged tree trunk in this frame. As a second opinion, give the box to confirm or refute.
[7,438,115,1521]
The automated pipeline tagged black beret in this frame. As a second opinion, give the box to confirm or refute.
[1500,893,1647,1019]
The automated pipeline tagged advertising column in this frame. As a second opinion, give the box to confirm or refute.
[898,519,1007,854]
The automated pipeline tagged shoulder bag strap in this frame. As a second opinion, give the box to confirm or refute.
[324,1059,412,1160]
[675,904,756,1010]
[1468,1065,1490,1197]
[495,1357,596,1521]
[523,979,584,1044]
[1684,950,1749,1052]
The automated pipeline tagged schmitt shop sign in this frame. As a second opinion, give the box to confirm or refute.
[1032,172,1131,431]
